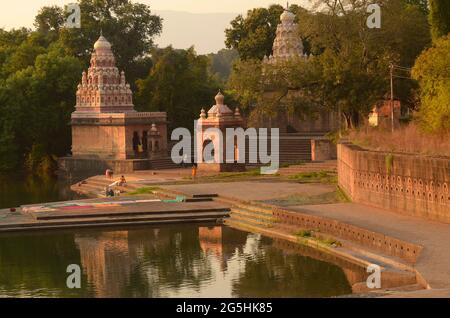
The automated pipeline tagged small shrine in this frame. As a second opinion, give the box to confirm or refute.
[196,91,246,172]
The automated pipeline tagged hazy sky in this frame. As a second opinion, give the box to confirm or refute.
[0,0,310,54]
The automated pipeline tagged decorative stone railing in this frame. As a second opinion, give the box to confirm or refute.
[338,142,450,224]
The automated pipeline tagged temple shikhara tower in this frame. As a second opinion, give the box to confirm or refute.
[263,8,306,64]
[59,35,168,175]
[258,7,339,135]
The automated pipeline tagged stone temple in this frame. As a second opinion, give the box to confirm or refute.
[259,8,339,135]
[59,35,169,176]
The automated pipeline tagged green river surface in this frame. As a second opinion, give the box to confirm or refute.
[0,177,354,298]
[0,175,80,210]
[0,225,353,298]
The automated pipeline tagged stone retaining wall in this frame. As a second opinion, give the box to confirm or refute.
[338,142,450,224]
[311,138,337,161]
[272,208,422,263]
[58,157,150,177]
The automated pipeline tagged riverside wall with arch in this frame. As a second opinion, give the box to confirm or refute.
[338,142,450,224]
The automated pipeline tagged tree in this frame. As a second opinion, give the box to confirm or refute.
[0,0,163,174]
[228,0,431,128]
[36,0,163,88]
[227,58,263,114]
[412,35,450,133]
[405,0,429,14]
[0,42,83,175]
[225,5,285,60]
[135,47,219,131]
[429,0,450,41]
[34,6,65,33]
[208,49,239,83]
[0,124,19,172]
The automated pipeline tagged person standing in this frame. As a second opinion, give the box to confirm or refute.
[182,153,189,168]
[105,169,114,179]
[191,163,198,180]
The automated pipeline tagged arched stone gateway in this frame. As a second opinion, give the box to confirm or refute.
[195,91,246,173]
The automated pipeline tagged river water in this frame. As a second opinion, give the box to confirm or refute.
[0,175,80,210]
[0,224,353,298]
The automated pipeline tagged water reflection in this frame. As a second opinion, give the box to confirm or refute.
[0,224,355,298]
[0,175,81,209]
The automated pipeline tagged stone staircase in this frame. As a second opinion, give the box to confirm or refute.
[278,160,337,175]
[71,176,143,198]
[150,157,181,170]
[245,134,313,167]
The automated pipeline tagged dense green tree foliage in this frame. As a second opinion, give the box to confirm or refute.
[37,0,162,89]
[0,0,163,174]
[227,0,431,128]
[135,47,220,131]
[225,4,307,60]
[429,0,450,41]
[412,36,450,133]
[208,49,239,83]
[0,43,84,175]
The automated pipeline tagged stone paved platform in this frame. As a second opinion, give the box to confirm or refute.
[164,181,335,201]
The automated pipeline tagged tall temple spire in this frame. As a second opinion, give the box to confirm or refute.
[263,6,305,65]
[75,35,135,113]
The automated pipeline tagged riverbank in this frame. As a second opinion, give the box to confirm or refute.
[2,163,450,297]
[159,181,450,293]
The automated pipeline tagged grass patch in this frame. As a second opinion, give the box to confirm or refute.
[280,160,307,168]
[126,186,160,196]
[211,169,261,179]
[335,186,351,203]
[192,168,279,181]
[296,230,312,238]
[296,230,342,247]
[263,189,347,207]
[321,238,342,247]
[288,170,337,184]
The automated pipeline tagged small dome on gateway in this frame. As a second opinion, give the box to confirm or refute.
[208,90,233,116]
[94,35,112,51]
[215,90,225,105]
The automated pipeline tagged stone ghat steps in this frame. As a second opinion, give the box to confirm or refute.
[278,162,337,175]
[218,194,422,265]
[71,176,143,197]
[225,215,271,230]
[229,208,275,227]
[0,213,228,233]
[31,204,229,221]
[279,167,337,174]
[150,157,180,170]
[280,163,336,168]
